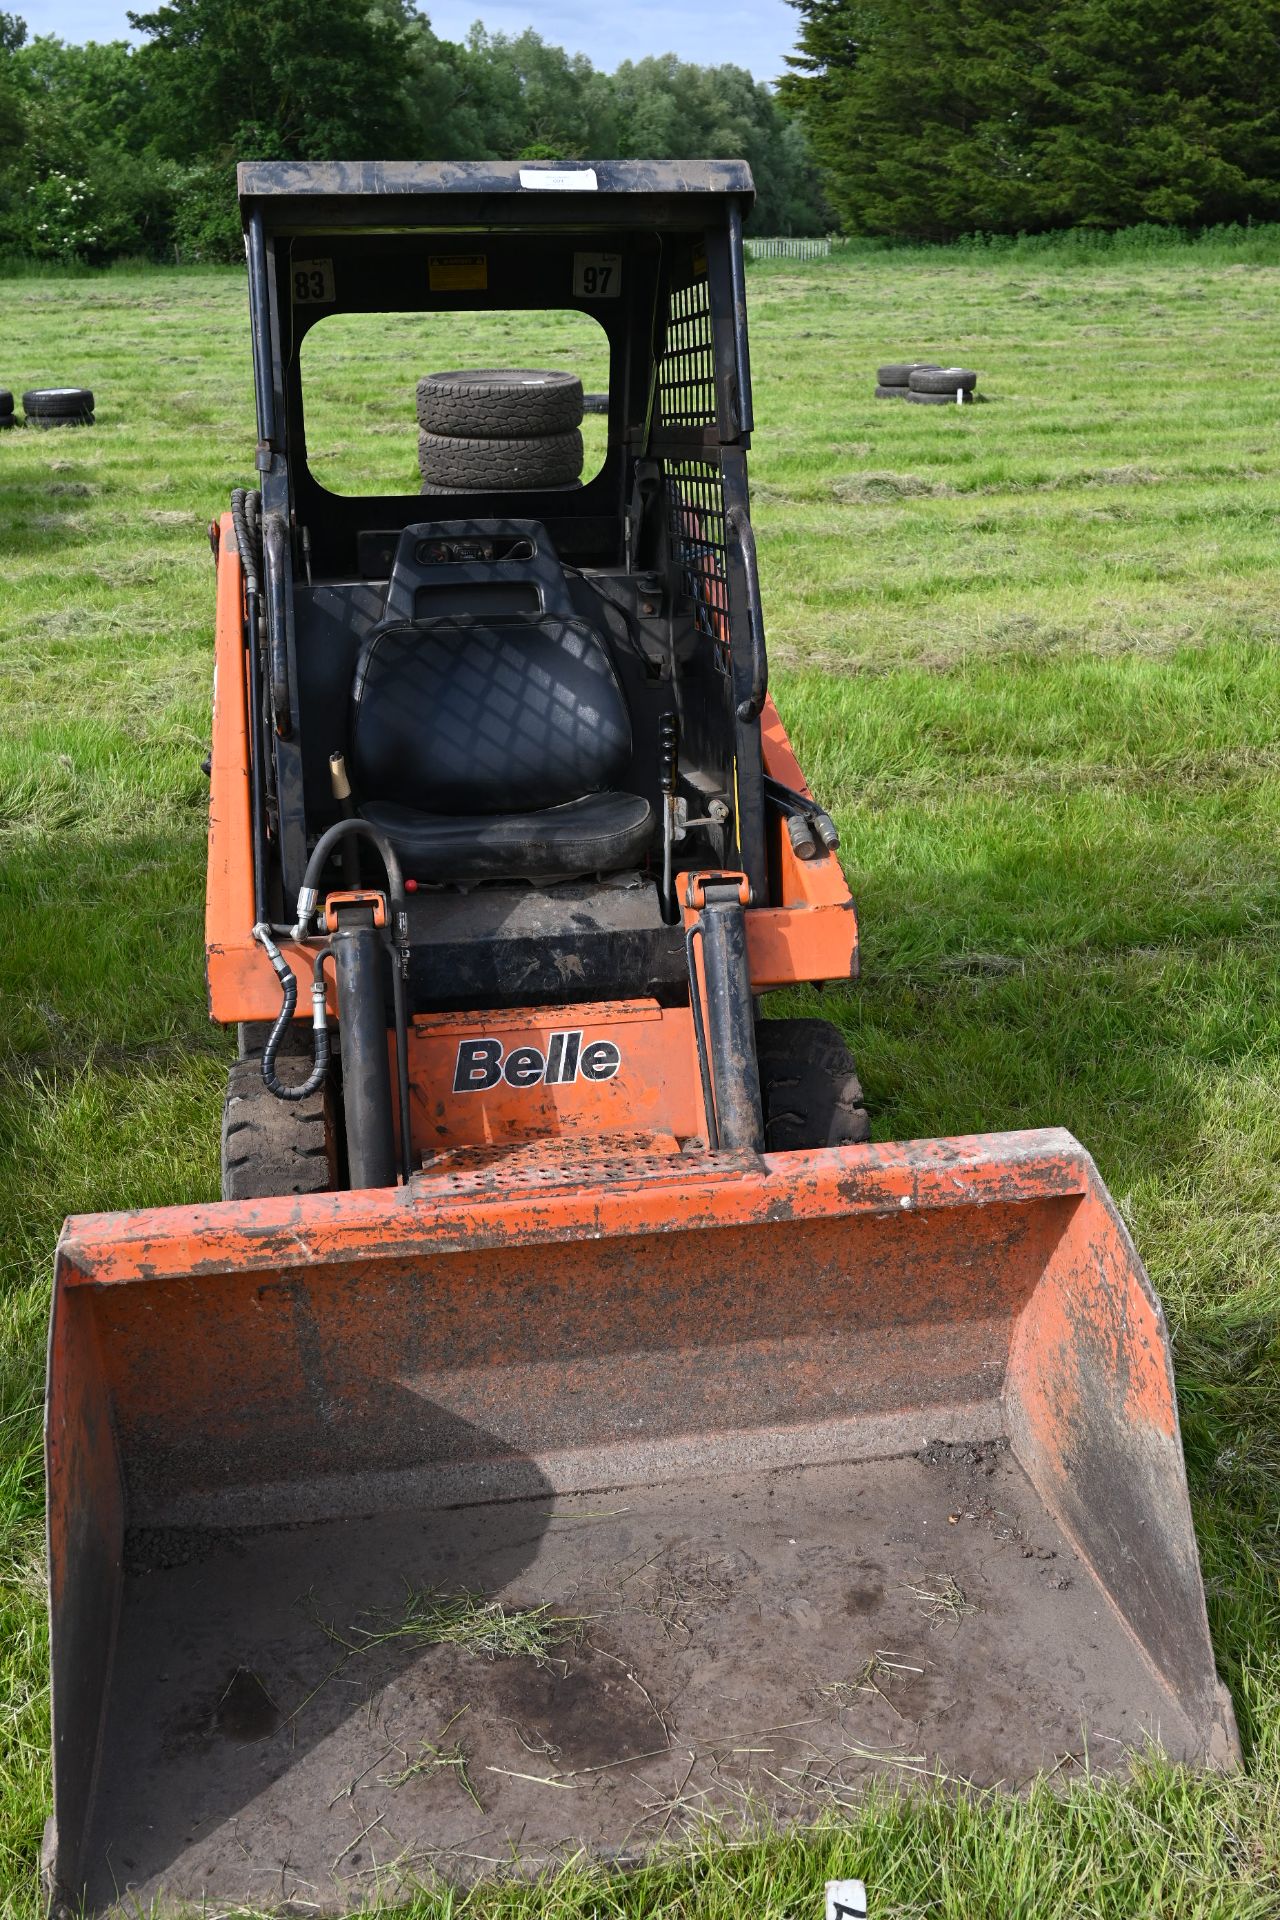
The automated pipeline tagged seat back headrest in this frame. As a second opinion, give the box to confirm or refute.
[383,519,575,624]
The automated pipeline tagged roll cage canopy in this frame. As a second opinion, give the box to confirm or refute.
[236,158,767,907]
[237,157,755,217]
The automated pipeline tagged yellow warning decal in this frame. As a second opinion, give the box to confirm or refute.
[429,253,488,291]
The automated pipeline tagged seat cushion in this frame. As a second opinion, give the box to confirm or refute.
[350,614,632,816]
[361,791,654,884]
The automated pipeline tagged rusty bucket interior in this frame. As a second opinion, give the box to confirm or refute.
[45,1128,1237,1913]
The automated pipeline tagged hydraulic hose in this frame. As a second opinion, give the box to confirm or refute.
[293,817,407,945]
[292,817,413,1182]
[253,924,331,1100]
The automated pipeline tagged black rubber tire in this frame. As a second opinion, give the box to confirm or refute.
[417,369,583,437]
[221,1029,335,1201]
[908,366,977,394]
[877,362,940,386]
[0,416,16,430]
[419,479,583,495]
[0,389,12,416]
[27,412,94,428]
[874,384,908,399]
[582,391,609,414]
[755,1018,870,1151]
[418,428,583,489]
[23,386,94,416]
[905,389,975,406]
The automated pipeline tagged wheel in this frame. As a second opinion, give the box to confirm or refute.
[908,366,977,394]
[418,427,584,489]
[582,391,609,414]
[417,369,583,437]
[905,389,975,405]
[23,386,95,420]
[874,384,908,399]
[876,362,939,386]
[221,1028,335,1200]
[419,479,583,494]
[755,1018,870,1151]
[0,389,13,415]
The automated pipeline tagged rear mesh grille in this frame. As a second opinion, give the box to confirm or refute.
[666,457,731,673]
[657,276,716,428]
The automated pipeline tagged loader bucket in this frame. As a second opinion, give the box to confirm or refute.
[46,1128,1236,1913]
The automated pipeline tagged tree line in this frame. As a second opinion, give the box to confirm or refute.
[781,0,1280,238]
[1,0,1273,261]
[0,0,828,262]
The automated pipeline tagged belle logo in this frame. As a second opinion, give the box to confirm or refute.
[453,1030,621,1093]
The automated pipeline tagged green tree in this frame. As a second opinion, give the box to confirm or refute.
[4,36,174,258]
[782,0,1280,237]
[458,28,617,159]
[0,3,831,261]
[128,0,420,161]
[611,54,828,232]
[1031,0,1280,228]
[0,12,27,173]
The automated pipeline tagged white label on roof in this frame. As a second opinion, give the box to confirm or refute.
[519,167,598,191]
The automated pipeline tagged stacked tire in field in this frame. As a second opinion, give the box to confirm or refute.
[23,386,95,427]
[875,362,939,399]
[417,369,584,493]
[0,389,14,431]
[907,366,978,406]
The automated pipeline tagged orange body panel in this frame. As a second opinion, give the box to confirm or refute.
[405,998,703,1152]
[204,515,260,1013]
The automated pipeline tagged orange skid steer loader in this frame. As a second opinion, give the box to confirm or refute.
[46,163,1236,1913]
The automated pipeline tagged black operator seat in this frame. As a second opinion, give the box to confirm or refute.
[348,523,653,884]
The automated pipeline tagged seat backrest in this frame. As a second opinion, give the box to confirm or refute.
[349,613,632,816]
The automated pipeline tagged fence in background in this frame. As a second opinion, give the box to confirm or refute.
[743,236,832,262]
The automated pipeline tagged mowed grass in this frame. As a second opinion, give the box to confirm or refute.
[2,230,1280,1914]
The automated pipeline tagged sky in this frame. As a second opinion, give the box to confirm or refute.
[13,0,803,84]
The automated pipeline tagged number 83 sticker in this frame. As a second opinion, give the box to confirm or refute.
[573,252,620,298]
[292,258,336,305]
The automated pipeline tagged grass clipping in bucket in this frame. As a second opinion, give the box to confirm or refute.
[325,1586,591,1670]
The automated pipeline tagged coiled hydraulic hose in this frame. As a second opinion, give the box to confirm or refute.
[253,925,331,1100]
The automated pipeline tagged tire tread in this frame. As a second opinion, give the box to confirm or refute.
[220,1036,334,1201]
[755,1017,870,1151]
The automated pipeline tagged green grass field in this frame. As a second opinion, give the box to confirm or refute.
[3,229,1280,1916]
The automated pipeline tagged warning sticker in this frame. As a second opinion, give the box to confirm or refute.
[429,254,488,292]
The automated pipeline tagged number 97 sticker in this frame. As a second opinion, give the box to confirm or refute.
[292,258,335,305]
[574,252,620,298]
